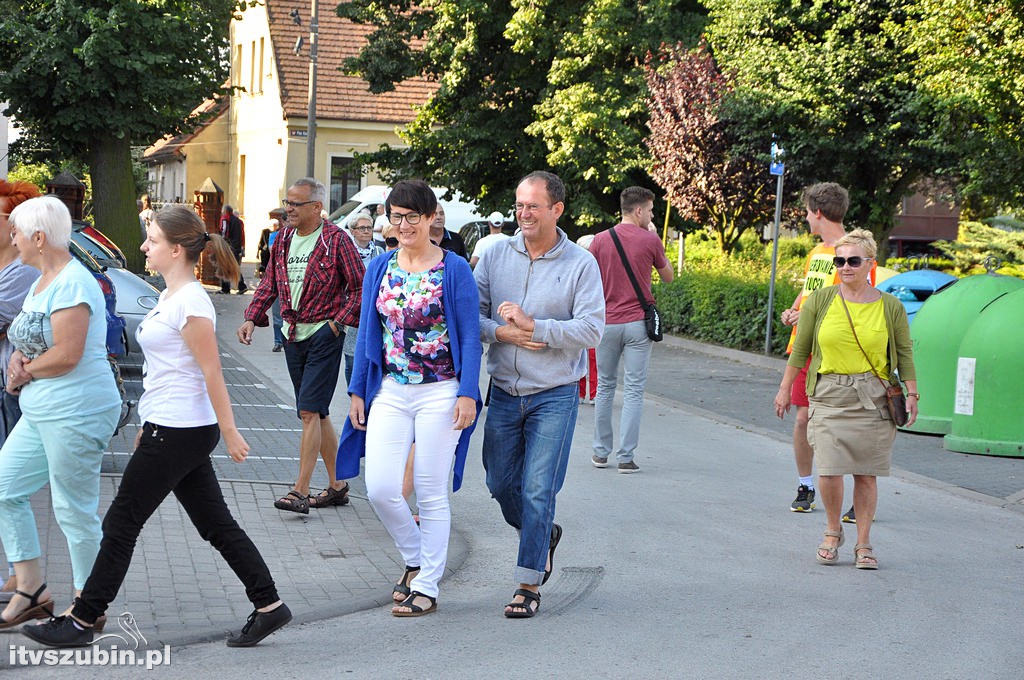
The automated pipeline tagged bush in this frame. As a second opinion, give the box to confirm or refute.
[655,269,800,356]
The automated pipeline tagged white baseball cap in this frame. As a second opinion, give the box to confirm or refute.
[487,211,504,226]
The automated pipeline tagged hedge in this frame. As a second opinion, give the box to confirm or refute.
[654,271,801,356]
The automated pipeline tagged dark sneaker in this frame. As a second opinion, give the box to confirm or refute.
[591,455,609,468]
[790,485,816,512]
[842,505,857,524]
[226,604,291,647]
[272,343,283,353]
[617,461,640,474]
[21,616,93,648]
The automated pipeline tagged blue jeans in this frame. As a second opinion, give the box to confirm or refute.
[271,299,284,346]
[482,382,578,586]
[593,320,652,463]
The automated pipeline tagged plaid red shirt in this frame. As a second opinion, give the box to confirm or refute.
[244,220,365,341]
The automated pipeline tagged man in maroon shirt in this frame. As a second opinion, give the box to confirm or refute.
[237,178,364,513]
[588,187,673,473]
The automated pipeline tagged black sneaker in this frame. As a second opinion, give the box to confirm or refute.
[842,505,857,523]
[226,604,292,647]
[790,485,816,512]
[21,616,93,648]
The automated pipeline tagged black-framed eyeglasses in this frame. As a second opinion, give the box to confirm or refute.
[282,199,318,208]
[351,226,373,232]
[833,256,868,268]
[388,211,422,225]
[384,237,399,248]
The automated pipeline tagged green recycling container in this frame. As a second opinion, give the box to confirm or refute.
[907,274,1024,434]
[944,287,1024,457]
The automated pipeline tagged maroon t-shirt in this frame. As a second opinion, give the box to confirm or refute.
[589,223,669,325]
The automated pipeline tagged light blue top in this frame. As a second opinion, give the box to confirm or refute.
[8,258,120,420]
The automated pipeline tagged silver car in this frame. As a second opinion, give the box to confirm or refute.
[70,231,160,353]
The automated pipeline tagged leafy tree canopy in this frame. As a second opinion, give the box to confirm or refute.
[0,0,241,270]
[338,0,706,230]
[703,0,955,257]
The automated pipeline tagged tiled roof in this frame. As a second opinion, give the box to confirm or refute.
[143,95,228,162]
[267,1,436,123]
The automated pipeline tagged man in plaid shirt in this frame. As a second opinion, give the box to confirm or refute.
[238,178,365,513]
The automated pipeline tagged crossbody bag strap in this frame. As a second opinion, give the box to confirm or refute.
[608,227,650,308]
[837,289,892,393]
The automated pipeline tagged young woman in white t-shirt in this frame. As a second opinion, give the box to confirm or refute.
[23,206,291,649]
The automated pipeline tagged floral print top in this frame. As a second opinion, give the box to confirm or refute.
[376,256,455,384]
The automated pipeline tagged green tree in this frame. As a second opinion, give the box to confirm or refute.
[704,0,953,260]
[338,0,705,230]
[904,0,1024,216]
[0,1,243,271]
[645,43,775,254]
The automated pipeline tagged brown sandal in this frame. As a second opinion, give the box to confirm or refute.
[308,482,350,509]
[273,490,310,514]
[0,583,54,629]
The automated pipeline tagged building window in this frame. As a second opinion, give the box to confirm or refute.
[249,41,256,94]
[329,157,362,213]
[257,37,265,94]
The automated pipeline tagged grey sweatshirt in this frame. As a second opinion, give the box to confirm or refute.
[475,228,605,396]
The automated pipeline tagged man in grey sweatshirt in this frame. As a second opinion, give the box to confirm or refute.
[475,171,604,618]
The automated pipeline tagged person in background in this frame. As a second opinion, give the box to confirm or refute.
[428,204,468,260]
[588,186,673,473]
[382,222,400,251]
[373,204,389,248]
[219,205,247,295]
[343,211,385,384]
[338,180,481,617]
[0,197,121,629]
[779,182,875,521]
[138,195,155,244]
[469,212,510,269]
[774,228,916,569]
[22,205,291,648]
[0,180,43,604]
[237,178,364,513]
[574,233,598,404]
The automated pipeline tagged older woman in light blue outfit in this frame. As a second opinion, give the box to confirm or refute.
[0,197,121,628]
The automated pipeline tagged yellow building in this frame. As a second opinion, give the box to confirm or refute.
[145,0,434,256]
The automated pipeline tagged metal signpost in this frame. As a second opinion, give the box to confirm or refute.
[764,139,785,354]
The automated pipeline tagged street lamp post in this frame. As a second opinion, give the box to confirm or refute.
[305,0,319,178]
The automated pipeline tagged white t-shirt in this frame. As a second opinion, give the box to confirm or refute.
[472,233,510,260]
[136,281,217,427]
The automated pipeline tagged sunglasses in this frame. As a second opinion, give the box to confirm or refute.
[384,237,399,248]
[833,256,868,268]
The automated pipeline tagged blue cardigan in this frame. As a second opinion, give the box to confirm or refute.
[336,249,483,491]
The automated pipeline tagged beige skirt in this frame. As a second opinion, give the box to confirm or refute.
[807,372,896,477]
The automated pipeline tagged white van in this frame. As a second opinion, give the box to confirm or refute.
[329,185,486,231]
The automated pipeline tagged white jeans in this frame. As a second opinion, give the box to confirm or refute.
[364,378,461,599]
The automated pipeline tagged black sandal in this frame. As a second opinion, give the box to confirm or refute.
[392,565,420,603]
[543,523,563,585]
[308,482,350,509]
[504,588,540,619]
[273,490,310,514]
[392,591,437,617]
[0,583,54,629]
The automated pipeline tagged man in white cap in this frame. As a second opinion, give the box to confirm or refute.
[470,211,510,269]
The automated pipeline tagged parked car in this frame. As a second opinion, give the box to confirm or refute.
[71,229,161,353]
[329,185,488,232]
[68,240,127,357]
[73,220,127,267]
[459,219,517,257]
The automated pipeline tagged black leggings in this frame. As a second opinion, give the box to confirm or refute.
[74,422,279,623]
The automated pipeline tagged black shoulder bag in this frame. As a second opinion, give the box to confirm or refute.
[608,228,662,342]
